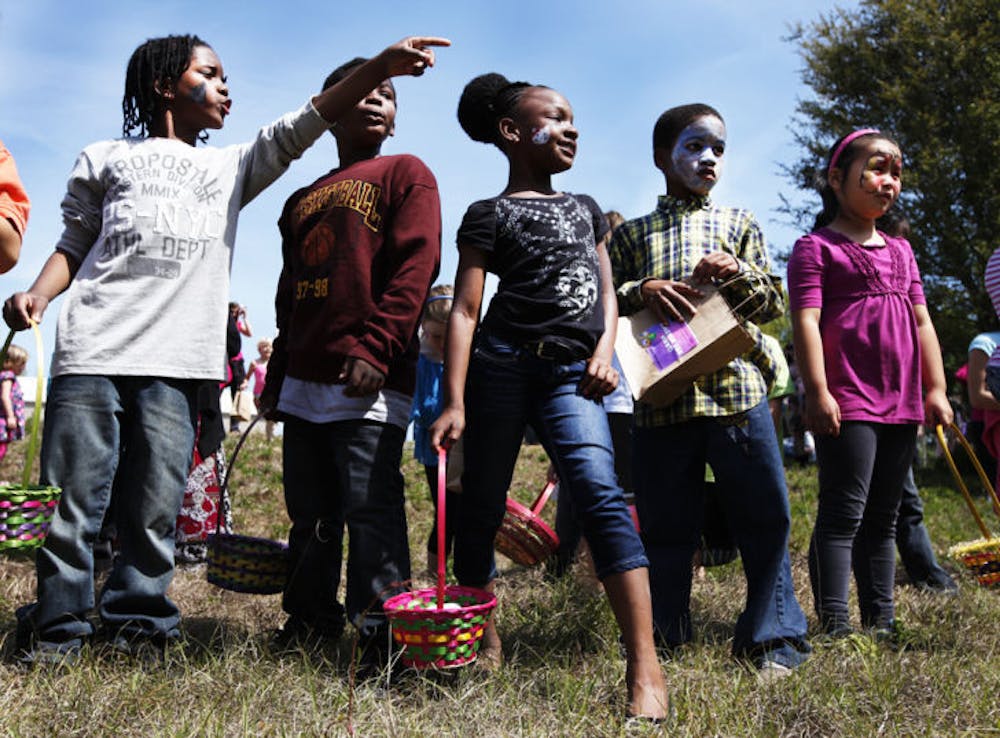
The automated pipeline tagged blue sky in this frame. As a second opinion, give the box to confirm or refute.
[0,0,857,375]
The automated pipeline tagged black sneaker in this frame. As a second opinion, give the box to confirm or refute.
[272,614,345,651]
[16,635,84,667]
[105,631,176,664]
[355,626,402,681]
[912,573,959,595]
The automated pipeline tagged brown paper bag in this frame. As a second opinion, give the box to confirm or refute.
[232,389,255,422]
[615,284,754,407]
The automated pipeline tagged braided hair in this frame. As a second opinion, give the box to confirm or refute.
[456,72,537,149]
[122,34,209,141]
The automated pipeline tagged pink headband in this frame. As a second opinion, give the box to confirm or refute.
[828,128,880,177]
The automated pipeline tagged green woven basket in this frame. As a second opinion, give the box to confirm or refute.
[0,324,62,552]
[206,414,289,594]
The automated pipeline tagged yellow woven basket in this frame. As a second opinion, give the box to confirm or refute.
[936,423,1000,587]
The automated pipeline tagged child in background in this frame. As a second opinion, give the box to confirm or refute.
[3,33,447,664]
[431,73,668,722]
[609,103,810,677]
[964,330,1000,484]
[244,338,275,440]
[979,247,1000,417]
[788,129,952,637]
[969,331,1000,500]
[262,48,446,666]
[410,285,456,575]
[0,141,30,273]
[0,344,27,462]
[225,302,253,432]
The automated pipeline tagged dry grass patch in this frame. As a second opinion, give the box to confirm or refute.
[1,436,1000,736]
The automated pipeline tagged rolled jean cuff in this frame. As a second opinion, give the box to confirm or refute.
[594,553,649,581]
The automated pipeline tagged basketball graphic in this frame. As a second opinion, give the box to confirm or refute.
[301,223,334,266]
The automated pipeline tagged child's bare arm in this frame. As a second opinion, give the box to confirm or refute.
[914,304,953,427]
[579,238,619,399]
[792,307,841,437]
[4,250,80,330]
[429,247,486,452]
[1,378,14,426]
[0,217,21,274]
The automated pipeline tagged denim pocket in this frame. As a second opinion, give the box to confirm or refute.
[471,334,522,367]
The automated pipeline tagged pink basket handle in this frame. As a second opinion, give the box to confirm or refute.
[531,480,557,516]
[436,447,447,609]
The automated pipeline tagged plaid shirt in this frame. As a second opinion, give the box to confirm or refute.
[609,195,784,427]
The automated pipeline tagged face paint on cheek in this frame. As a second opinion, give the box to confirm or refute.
[671,144,717,194]
[189,82,207,105]
[859,155,902,193]
[859,169,881,193]
[531,126,551,145]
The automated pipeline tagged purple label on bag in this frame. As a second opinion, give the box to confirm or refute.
[638,321,698,371]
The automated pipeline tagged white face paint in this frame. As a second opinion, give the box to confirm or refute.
[669,116,726,196]
[531,125,551,145]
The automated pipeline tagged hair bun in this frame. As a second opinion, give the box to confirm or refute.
[457,72,511,144]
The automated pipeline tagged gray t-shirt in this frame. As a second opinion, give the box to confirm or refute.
[50,102,329,380]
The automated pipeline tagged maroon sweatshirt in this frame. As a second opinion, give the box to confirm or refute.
[266,154,441,402]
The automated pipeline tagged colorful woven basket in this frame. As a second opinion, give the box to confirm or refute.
[0,324,62,552]
[494,480,559,567]
[383,585,496,668]
[206,414,288,594]
[936,423,1000,587]
[384,449,496,668]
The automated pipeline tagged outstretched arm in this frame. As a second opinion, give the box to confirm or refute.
[311,36,451,124]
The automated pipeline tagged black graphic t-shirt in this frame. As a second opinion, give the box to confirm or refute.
[457,193,609,357]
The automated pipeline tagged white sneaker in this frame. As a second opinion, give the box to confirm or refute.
[757,659,792,682]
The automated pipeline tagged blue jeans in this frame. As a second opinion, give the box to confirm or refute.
[633,400,808,659]
[810,422,916,630]
[552,411,634,576]
[282,417,409,638]
[20,375,197,644]
[896,465,955,589]
[455,333,647,586]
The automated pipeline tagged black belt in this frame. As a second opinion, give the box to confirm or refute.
[520,338,589,363]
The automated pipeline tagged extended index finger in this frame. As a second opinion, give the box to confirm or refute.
[409,36,452,48]
[408,37,451,68]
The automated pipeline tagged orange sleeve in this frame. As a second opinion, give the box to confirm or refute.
[0,142,30,236]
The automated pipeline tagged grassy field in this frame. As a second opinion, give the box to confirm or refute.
[2,432,1000,737]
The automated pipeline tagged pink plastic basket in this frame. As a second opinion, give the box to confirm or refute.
[495,481,559,567]
[384,449,496,668]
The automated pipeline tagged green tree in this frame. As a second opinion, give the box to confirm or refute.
[782,0,1000,373]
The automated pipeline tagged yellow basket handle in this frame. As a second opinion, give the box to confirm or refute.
[934,422,1000,540]
[0,322,45,490]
